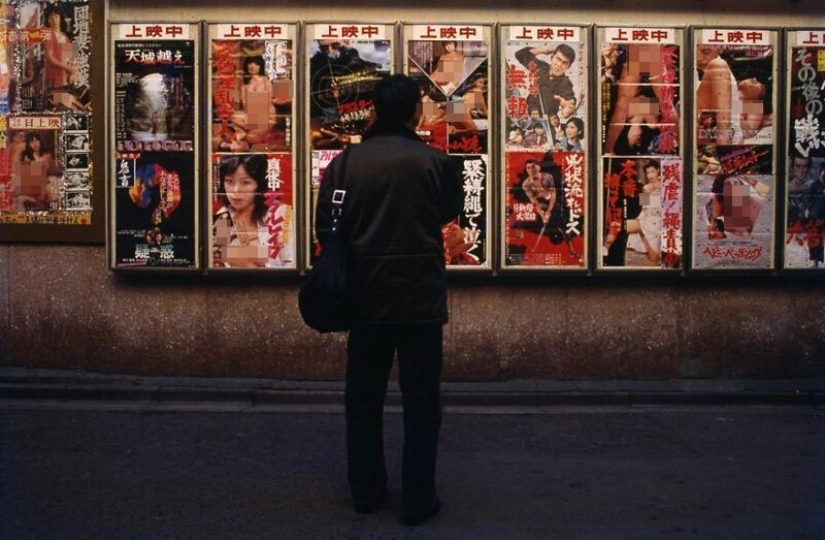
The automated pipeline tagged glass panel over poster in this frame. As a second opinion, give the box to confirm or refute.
[597,26,684,271]
[405,23,491,270]
[500,24,588,270]
[109,23,199,270]
[207,23,296,271]
[691,28,778,271]
[305,22,393,266]
[0,0,101,243]
[784,29,825,271]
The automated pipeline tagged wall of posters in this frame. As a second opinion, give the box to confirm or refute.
[785,29,825,270]
[110,23,199,269]
[0,0,98,241]
[207,23,296,270]
[691,28,778,270]
[501,25,588,269]
[597,26,684,271]
[305,22,393,265]
[405,23,491,269]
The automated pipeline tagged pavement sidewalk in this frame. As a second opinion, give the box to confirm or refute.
[1,367,823,410]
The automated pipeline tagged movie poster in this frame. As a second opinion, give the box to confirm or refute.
[597,26,684,271]
[306,23,392,264]
[110,23,198,269]
[784,29,825,270]
[208,23,296,270]
[501,25,587,269]
[0,1,94,229]
[691,28,777,270]
[405,23,491,268]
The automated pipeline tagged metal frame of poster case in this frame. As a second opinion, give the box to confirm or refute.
[403,22,494,272]
[303,21,395,271]
[108,22,201,272]
[498,23,590,273]
[205,21,299,273]
[689,26,780,273]
[0,0,104,243]
[595,25,686,274]
[782,28,825,272]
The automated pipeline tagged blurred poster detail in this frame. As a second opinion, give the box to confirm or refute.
[598,26,683,270]
[113,153,195,267]
[210,24,293,154]
[111,23,197,268]
[692,28,777,270]
[406,23,491,268]
[785,30,825,270]
[5,116,64,213]
[208,23,297,271]
[502,25,588,268]
[210,153,294,269]
[16,1,91,113]
[304,23,391,265]
[0,1,94,228]
[307,23,391,150]
[113,35,195,151]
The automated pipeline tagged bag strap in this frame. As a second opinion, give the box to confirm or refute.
[330,147,351,234]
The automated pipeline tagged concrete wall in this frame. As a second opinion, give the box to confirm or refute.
[1,0,824,380]
[1,244,823,380]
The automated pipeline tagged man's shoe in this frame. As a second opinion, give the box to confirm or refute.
[401,497,440,526]
[354,486,387,514]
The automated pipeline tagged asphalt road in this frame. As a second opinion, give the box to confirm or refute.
[1,403,823,539]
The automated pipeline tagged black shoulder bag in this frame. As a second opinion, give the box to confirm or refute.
[298,149,353,333]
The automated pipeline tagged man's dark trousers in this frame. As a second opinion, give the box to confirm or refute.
[345,324,443,512]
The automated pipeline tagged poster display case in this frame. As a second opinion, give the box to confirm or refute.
[304,22,393,266]
[783,29,825,271]
[206,22,297,271]
[690,27,779,271]
[596,25,685,272]
[404,23,492,270]
[0,0,103,243]
[109,22,200,270]
[500,24,589,271]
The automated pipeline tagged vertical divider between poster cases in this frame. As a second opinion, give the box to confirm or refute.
[107,21,117,270]
[194,22,203,272]
[198,20,207,274]
[495,23,505,275]
[773,28,791,275]
[296,21,308,275]
[490,22,500,276]
[679,25,692,277]
[684,26,696,275]
[585,23,597,277]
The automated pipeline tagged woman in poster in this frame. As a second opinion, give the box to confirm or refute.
[14,131,61,211]
[625,160,663,265]
[431,40,465,95]
[44,4,84,111]
[212,154,293,268]
[557,117,584,152]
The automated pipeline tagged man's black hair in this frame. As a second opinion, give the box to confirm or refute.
[372,74,419,127]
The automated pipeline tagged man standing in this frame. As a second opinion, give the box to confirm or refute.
[515,44,576,118]
[315,74,462,526]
